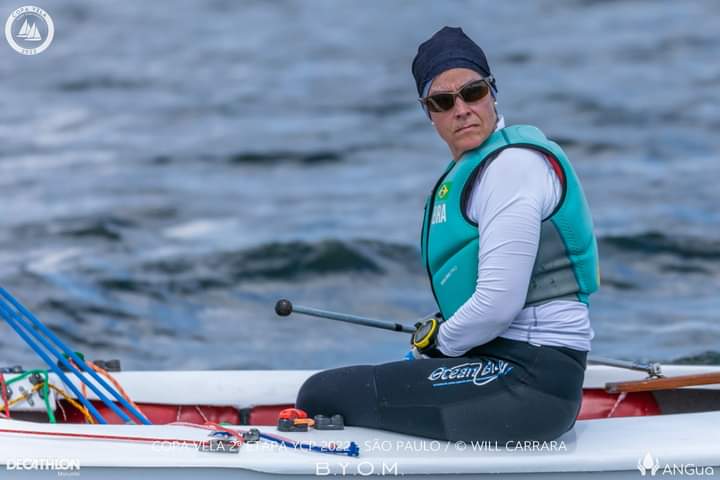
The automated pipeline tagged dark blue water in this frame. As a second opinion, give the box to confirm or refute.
[1,0,719,370]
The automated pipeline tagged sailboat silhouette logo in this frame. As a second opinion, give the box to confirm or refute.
[5,5,55,55]
[16,18,42,42]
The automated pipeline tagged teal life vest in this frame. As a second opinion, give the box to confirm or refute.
[420,124,600,321]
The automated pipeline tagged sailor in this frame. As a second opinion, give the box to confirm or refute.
[296,26,599,443]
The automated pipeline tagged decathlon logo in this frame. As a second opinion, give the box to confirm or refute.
[5,5,54,55]
[428,359,512,387]
[5,457,80,473]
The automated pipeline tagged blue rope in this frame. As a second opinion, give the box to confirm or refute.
[0,300,108,423]
[0,287,152,425]
[258,432,360,457]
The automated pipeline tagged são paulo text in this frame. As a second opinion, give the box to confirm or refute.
[362,439,567,453]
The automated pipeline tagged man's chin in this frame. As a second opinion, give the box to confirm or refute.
[454,134,488,154]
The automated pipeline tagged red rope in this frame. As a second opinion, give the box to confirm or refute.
[0,373,9,418]
[0,426,216,447]
[0,421,246,447]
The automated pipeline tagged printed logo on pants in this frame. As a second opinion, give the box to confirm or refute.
[428,359,513,387]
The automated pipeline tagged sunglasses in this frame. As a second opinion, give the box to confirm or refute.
[419,76,494,113]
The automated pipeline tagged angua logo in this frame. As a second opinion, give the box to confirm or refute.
[637,452,660,476]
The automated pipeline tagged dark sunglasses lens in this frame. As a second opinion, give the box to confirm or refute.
[427,94,455,112]
[460,82,490,103]
[425,81,490,112]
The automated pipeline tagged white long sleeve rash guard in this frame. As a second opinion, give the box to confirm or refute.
[436,122,594,357]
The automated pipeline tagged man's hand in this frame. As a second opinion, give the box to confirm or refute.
[410,313,444,358]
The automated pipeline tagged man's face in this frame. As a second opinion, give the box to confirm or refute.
[427,68,497,160]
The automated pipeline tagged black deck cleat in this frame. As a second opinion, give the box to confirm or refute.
[242,428,261,443]
[277,418,309,432]
[200,431,240,454]
[314,414,345,430]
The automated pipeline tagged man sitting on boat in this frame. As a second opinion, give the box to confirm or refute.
[296,26,600,443]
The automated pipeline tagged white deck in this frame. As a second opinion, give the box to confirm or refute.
[40,364,720,407]
[1,365,719,478]
[2,410,720,478]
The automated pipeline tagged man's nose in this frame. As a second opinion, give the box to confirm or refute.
[453,97,472,116]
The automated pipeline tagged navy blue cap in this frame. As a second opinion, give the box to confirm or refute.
[412,26,496,97]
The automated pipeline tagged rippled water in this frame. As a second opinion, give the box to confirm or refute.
[1,0,719,370]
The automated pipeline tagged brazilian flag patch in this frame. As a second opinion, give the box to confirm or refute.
[437,182,451,200]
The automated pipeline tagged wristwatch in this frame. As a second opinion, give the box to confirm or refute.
[410,315,444,358]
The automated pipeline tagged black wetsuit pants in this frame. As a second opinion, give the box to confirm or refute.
[296,337,586,442]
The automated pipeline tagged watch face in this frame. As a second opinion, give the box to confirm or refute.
[413,320,435,345]
[417,322,432,339]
